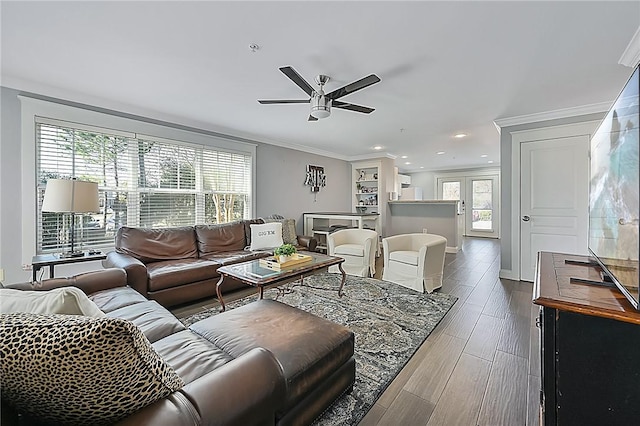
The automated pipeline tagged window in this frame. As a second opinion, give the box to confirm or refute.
[36,119,252,254]
[442,181,461,200]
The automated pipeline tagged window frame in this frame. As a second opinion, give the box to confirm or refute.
[21,95,256,259]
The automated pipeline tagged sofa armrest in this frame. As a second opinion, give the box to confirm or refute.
[103,251,148,297]
[3,269,127,294]
[297,234,318,252]
[114,348,286,426]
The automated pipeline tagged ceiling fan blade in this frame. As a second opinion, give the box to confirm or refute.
[327,74,381,100]
[333,101,375,114]
[308,115,318,122]
[280,66,315,96]
[258,99,310,104]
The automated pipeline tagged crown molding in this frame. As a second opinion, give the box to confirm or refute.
[493,101,610,129]
[347,152,397,162]
[619,26,640,68]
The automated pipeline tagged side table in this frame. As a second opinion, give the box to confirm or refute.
[31,252,107,282]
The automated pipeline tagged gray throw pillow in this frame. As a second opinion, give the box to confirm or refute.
[264,218,298,245]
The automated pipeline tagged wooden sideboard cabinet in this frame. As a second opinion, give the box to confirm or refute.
[533,252,640,426]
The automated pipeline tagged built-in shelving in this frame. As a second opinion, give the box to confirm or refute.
[351,158,394,238]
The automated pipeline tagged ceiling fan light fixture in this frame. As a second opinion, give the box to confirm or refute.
[310,94,331,119]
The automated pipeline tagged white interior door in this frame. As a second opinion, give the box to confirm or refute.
[520,135,589,281]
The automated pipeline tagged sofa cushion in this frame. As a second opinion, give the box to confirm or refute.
[152,330,234,384]
[0,313,184,426]
[146,258,220,291]
[195,222,246,254]
[106,300,186,343]
[0,287,105,317]
[250,222,284,250]
[89,286,150,313]
[334,243,365,257]
[116,226,198,263]
[389,250,420,266]
[199,249,270,265]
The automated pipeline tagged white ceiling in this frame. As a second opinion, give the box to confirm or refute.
[2,1,639,172]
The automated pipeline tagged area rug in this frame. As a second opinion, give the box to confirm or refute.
[180,273,457,425]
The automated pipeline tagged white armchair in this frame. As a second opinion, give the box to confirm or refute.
[328,229,378,277]
[382,233,447,293]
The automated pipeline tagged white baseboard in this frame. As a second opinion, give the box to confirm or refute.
[446,246,460,254]
[499,269,519,280]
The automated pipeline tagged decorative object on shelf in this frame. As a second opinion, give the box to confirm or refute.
[359,170,366,181]
[42,179,100,258]
[274,243,297,263]
[373,173,378,180]
[304,165,326,193]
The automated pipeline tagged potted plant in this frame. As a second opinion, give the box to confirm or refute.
[274,243,297,263]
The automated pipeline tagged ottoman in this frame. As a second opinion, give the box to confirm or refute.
[189,299,355,426]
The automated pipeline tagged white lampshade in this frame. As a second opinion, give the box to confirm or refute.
[42,179,100,213]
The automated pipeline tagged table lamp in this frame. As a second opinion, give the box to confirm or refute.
[42,179,100,258]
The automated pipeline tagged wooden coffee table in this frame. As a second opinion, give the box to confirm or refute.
[215,251,346,312]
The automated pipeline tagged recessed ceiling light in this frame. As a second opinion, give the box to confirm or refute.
[488,160,494,164]
[400,155,408,159]
[420,166,424,169]
[436,151,445,155]
[373,145,383,150]
[454,133,467,138]
[481,154,488,158]
[405,162,411,165]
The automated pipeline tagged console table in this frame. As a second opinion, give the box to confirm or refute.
[533,251,640,425]
[303,212,381,253]
[31,252,106,282]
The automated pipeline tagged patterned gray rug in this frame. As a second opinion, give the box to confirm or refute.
[180,273,457,425]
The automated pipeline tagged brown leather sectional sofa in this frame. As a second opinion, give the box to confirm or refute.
[2,269,355,425]
[103,219,317,307]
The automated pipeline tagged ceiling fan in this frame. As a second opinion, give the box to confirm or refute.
[258,66,381,121]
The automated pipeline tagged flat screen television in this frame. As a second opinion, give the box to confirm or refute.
[589,64,640,309]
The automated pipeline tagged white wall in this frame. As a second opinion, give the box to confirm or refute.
[0,87,351,283]
[404,171,436,199]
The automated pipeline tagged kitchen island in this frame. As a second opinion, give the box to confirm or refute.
[388,200,462,252]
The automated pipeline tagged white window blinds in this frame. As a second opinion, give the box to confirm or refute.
[36,119,253,254]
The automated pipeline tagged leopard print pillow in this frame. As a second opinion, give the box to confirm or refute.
[0,313,184,425]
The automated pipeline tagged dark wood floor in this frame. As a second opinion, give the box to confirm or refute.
[173,238,539,426]
[360,237,539,426]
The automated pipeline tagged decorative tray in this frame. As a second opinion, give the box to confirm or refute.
[259,253,313,270]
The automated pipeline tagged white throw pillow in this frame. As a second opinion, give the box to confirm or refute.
[0,287,105,318]
[250,222,284,250]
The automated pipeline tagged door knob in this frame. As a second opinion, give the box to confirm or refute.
[522,215,530,222]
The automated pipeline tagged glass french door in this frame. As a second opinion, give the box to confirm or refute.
[466,176,499,238]
[437,174,499,238]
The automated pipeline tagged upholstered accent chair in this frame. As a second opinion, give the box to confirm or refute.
[328,229,378,277]
[382,233,447,293]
